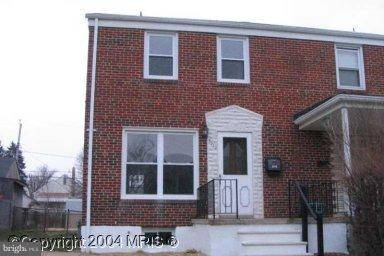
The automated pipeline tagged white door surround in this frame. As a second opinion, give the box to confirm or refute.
[205,105,264,218]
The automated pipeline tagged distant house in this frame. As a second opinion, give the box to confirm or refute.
[33,173,82,211]
[0,157,26,229]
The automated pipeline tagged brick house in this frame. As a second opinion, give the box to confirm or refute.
[82,13,384,255]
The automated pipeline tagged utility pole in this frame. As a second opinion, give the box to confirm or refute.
[15,120,22,165]
[71,167,76,197]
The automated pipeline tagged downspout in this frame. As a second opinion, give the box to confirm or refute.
[85,18,98,251]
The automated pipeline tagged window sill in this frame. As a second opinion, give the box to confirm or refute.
[120,198,196,203]
[121,195,197,201]
[337,85,366,91]
[143,78,178,85]
[218,81,250,87]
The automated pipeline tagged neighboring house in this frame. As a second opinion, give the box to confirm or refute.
[82,14,384,255]
[0,157,26,229]
[34,174,81,211]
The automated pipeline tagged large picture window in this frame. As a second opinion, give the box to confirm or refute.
[122,129,198,200]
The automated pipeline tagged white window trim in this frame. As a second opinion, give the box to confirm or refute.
[121,127,199,200]
[217,36,250,84]
[144,31,178,80]
[335,44,366,90]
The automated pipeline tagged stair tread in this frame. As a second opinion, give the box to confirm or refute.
[238,230,300,234]
[245,254,313,256]
[242,241,307,246]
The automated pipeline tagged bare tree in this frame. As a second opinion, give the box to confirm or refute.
[27,165,56,200]
[325,108,384,256]
[75,150,83,172]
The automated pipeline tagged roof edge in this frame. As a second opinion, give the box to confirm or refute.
[85,13,384,42]
[294,94,384,126]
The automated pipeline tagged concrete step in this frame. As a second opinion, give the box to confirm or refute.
[241,241,308,255]
[245,254,313,256]
[238,230,301,243]
[238,224,301,233]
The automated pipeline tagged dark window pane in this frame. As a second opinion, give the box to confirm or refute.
[149,35,173,55]
[164,134,193,163]
[339,69,360,87]
[144,232,157,245]
[337,49,359,69]
[127,134,157,162]
[222,60,244,80]
[221,39,243,59]
[126,164,157,194]
[223,137,247,175]
[163,165,193,194]
[144,232,173,245]
[149,56,173,76]
[158,232,173,245]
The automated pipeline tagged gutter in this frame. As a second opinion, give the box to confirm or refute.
[85,17,98,251]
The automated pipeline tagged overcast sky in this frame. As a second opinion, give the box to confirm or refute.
[1,0,383,176]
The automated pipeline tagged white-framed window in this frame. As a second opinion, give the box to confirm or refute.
[121,128,199,200]
[217,36,250,83]
[144,32,178,80]
[335,45,365,90]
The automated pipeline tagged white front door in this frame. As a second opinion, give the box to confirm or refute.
[218,132,253,216]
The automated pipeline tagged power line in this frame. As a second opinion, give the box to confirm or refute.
[23,150,77,159]
[26,152,49,166]
[26,169,74,173]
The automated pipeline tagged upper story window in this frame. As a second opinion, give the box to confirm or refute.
[121,129,198,200]
[217,36,250,84]
[335,45,365,90]
[144,32,178,80]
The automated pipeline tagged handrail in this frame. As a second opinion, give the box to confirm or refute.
[293,181,324,256]
[294,181,317,219]
[196,178,238,219]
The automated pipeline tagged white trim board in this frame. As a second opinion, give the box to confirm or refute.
[86,14,384,46]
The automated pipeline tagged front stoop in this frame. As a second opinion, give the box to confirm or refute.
[238,225,314,256]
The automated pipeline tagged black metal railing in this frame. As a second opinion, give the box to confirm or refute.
[196,179,238,219]
[290,180,341,256]
[288,180,346,218]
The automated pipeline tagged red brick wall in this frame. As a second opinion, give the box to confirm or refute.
[82,26,384,226]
